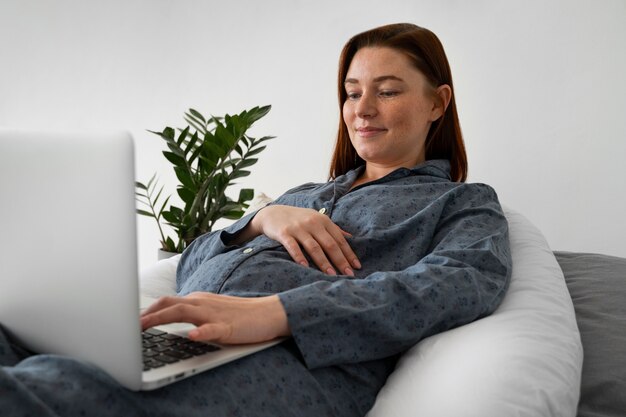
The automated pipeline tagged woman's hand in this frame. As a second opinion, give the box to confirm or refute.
[140,293,289,344]
[251,205,361,276]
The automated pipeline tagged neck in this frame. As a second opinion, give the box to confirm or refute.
[350,158,426,190]
[349,164,400,190]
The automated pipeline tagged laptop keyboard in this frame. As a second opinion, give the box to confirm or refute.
[142,328,221,371]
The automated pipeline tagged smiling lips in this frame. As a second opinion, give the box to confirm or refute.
[356,126,387,138]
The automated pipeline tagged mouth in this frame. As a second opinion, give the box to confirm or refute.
[356,126,387,138]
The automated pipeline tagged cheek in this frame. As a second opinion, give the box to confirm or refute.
[342,103,356,139]
[397,103,431,131]
[342,103,353,125]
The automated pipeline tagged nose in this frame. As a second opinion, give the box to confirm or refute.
[355,92,377,118]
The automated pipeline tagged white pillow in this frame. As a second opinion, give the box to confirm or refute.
[139,205,583,417]
[139,253,180,298]
[365,207,583,417]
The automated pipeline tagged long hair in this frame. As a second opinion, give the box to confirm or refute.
[329,23,467,182]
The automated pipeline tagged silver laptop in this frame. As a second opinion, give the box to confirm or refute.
[0,128,282,390]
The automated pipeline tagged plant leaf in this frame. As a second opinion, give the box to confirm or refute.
[222,210,245,220]
[177,187,196,204]
[162,127,176,141]
[245,145,266,157]
[231,170,250,179]
[176,126,190,147]
[184,115,206,134]
[163,236,178,252]
[162,210,179,224]
[238,188,254,202]
[159,196,171,215]
[237,158,258,169]
[189,108,206,124]
[256,135,276,144]
[184,131,200,156]
[214,122,236,150]
[189,143,203,165]
[163,151,187,167]
[246,105,271,124]
[174,167,195,190]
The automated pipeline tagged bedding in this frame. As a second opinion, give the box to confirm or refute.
[554,252,626,417]
[140,205,626,416]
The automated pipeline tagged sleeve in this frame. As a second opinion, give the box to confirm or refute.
[176,181,321,281]
[277,184,512,369]
[176,210,259,281]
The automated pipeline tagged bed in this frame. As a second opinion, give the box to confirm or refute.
[140,205,626,417]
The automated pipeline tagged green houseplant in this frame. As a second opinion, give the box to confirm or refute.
[136,105,274,254]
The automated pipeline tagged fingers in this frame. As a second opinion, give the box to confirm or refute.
[140,294,288,345]
[188,323,232,342]
[298,235,339,275]
[280,235,310,268]
[258,205,361,276]
[290,224,360,276]
[324,225,362,273]
[140,296,203,330]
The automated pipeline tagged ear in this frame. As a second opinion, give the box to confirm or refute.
[430,84,452,121]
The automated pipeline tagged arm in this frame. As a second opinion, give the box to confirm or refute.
[142,203,362,343]
[178,203,361,281]
[228,205,361,276]
[140,293,290,344]
[278,184,512,369]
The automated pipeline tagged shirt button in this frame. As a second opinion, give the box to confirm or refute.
[318,207,327,215]
[243,248,253,254]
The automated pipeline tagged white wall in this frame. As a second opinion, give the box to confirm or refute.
[1,0,625,271]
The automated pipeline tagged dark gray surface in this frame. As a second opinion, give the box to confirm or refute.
[555,251,626,417]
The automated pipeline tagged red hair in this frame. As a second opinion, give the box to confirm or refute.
[329,23,467,182]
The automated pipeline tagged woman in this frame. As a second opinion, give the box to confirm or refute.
[1,23,511,417]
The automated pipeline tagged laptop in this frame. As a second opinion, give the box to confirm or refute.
[0,128,282,391]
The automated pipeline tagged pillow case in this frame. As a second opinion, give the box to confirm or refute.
[555,251,626,417]
[140,253,180,298]
[365,207,583,417]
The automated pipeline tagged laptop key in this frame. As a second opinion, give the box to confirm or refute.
[162,334,183,341]
[143,349,160,358]
[163,349,193,360]
[144,328,167,337]
[153,354,180,364]
[142,329,223,372]
[144,359,166,370]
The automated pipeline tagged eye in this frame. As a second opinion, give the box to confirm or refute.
[379,90,399,98]
[346,92,361,101]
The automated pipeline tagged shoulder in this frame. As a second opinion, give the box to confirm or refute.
[443,181,500,201]
[437,182,505,217]
[270,181,330,208]
[281,181,325,196]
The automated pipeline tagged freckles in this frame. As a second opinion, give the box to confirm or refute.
[342,103,353,124]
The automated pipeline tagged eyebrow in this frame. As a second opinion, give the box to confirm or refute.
[344,75,405,85]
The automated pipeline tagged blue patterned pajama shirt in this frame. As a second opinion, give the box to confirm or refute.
[1,159,512,416]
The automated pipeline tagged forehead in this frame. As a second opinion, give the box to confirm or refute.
[346,46,422,81]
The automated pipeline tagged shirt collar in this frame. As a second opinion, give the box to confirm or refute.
[333,159,452,192]
[407,159,452,180]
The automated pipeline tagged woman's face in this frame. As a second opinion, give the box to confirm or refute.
[343,47,444,171]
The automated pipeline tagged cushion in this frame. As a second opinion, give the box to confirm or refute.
[555,251,626,417]
[140,253,180,298]
[139,205,584,417]
[365,207,583,417]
